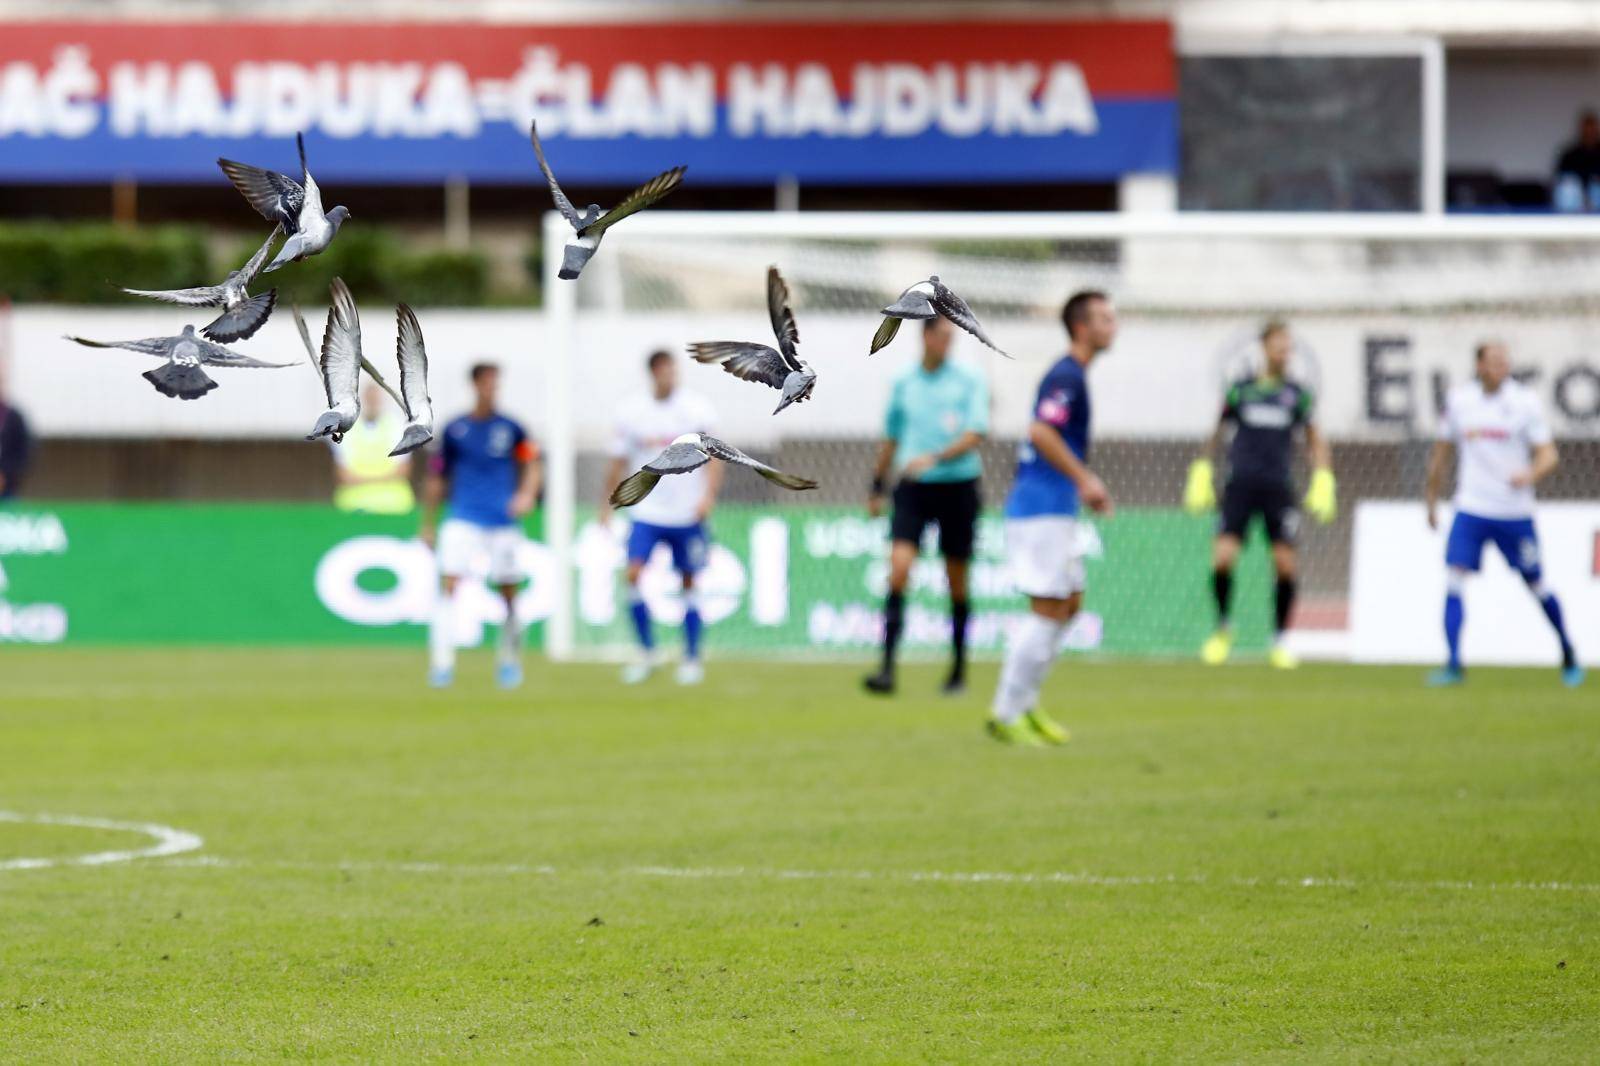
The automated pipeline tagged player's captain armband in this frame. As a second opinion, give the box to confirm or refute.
[1304,468,1337,524]
[1035,388,1071,426]
[1183,459,1217,514]
[514,440,539,463]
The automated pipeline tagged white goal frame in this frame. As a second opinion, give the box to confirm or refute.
[541,209,1600,660]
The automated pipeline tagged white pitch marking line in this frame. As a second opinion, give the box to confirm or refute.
[0,811,204,871]
[143,856,1600,895]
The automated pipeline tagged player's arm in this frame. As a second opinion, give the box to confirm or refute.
[1513,441,1559,488]
[870,383,905,517]
[1301,420,1337,523]
[510,438,541,519]
[1184,392,1233,514]
[419,466,448,547]
[1424,439,1453,531]
[1028,419,1111,515]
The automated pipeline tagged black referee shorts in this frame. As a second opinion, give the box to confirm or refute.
[1219,479,1300,545]
[889,478,981,560]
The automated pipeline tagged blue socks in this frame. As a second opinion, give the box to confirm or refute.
[1444,593,1463,671]
[1538,591,1577,669]
[629,590,654,651]
[683,595,703,662]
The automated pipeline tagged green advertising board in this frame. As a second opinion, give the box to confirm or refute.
[0,503,1277,656]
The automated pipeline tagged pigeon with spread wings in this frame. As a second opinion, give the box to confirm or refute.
[387,303,434,457]
[219,133,350,273]
[688,266,816,415]
[121,226,282,343]
[610,433,817,507]
[870,275,1010,358]
[530,121,685,280]
[305,278,364,443]
[64,324,292,400]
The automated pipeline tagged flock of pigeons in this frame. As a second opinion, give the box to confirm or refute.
[63,124,1012,493]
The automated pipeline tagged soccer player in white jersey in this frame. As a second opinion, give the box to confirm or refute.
[1424,341,1582,687]
[600,350,723,685]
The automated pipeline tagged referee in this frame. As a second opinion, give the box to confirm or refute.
[864,315,990,696]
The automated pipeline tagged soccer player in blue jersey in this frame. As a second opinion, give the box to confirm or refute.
[419,362,542,690]
[1423,341,1582,687]
[988,290,1117,746]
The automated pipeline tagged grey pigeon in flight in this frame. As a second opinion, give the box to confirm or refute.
[530,120,685,279]
[291,295,402,411]
[610,432,817,507]
[64,324,292,400]
[120,226,282,344]
[305,278,364,443]
[387,303,434,457]
[870,275,1010,358]
[219,133,350,273]
[689,266,816,415]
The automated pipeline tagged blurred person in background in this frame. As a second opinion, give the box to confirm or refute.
[419,363,541,691]
[1553,109,1600,212]
[329,382,415,515]
[0,369,32,502]
[600,350,721,686]
[863,315,989,697]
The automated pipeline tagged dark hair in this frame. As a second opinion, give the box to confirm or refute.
[1061,290,1108,339]
[1474,342,1501,363]
[922,314,947,333]
[1260,318,1289,342]
[469,362,498,383]
[647,349,673,372]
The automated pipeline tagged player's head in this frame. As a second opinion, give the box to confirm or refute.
[469,362,500,409]
[1474,341,1511,390]
[647,349,677,398]
[1260,318,1292,377]
[1581,109,1600,146]
[921,314,955,363]
[1062,290,1115,354]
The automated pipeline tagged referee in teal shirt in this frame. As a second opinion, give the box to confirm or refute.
[865,315,991,696]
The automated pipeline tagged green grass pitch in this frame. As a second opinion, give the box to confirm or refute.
[0,648,1595,1061]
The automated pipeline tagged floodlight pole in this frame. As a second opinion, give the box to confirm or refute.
[542,211,577,661]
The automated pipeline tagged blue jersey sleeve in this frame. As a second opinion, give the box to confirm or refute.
[1032,369,1077,432]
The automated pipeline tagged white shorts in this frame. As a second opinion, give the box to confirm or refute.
[1005,516,1087,599]
[437,518,526,585]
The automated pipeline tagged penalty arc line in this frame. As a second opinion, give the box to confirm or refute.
[0,811,204,871]
[146,856,1600,895]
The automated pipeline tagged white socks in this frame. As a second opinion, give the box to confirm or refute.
[429,588,456,674]
[992,613,1066,723]
[497,603,524,668]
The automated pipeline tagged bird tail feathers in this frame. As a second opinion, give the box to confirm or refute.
[143,363,217,401]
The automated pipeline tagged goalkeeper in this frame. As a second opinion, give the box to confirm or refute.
[1183,319,1335,669]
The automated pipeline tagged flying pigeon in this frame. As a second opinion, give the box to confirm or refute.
[610,433,818,507]
[64,324,292,401]
[120,226,282,344]
[387,303,434,457]
[689,266,816,415]
[870,275,1010,358]
[290,297,402,411]
[219,133,350,273]
[530,120,685,280]
[305,278,363,443]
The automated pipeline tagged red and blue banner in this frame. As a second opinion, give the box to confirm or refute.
[0,20,1175,185]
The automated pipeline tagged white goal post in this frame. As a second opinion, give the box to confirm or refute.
[542,211,1600,664]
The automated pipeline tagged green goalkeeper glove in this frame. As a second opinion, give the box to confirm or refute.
[1183,459,1216,514]
[1304,468,1337,524]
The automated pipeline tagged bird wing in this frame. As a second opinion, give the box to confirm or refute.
[318,278,363,407]
[644,441,713,476]
[697,435,818,492]
[931,281,1010,358]
[236,224,284,287]
[202,290,277,344]
[217,156,305,228]
[394,303,430,422]
[609,469,662,507]
[687,342,789,391]
[528,121,584,231]
[868,316,902,355]
[298,134,326,225]
[190,333,293,368]
[120,285,224,307]
[766,265,802,367]
[64,334,173,358]
[584,165,686,237]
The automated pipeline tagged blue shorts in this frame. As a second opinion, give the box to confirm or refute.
[1446,512,1541,579]
[627,520,708,574]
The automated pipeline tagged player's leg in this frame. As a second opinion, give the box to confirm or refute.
[621,523,661,684]
[1429,513,1485,686]
[490,528,527,690]
[1203,481,1248,664]
[865,482,925,695]
[428,520,471,687]
[673,525,708,685]
[1497,520,1582,685]
[1265,492,1302,670]
[989,516,1078,745]
[939,480,980,694]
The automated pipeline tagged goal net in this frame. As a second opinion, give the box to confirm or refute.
[540,214,1600,666]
